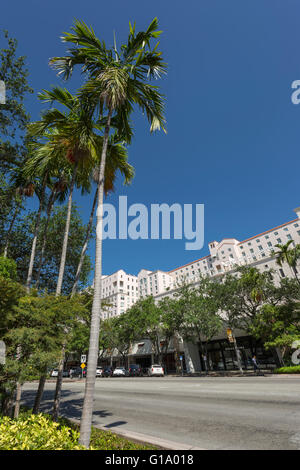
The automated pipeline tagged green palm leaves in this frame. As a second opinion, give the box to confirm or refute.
[49,18,166,135]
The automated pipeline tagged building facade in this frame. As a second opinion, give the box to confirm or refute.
[99,206,300,371]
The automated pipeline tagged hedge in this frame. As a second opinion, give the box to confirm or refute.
[0,412,157,450]
[273,365,300,374]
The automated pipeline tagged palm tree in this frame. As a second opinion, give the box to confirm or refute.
[3,168,35,258]
[273,240,300,287]
[28,88,98,296]
[35,173,69,289]
[51,18,166,447]
[71,139,134,296]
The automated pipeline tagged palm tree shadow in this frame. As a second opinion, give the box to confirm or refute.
[21,389,113,419]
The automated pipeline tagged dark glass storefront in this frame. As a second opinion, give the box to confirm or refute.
[200,336,277,371]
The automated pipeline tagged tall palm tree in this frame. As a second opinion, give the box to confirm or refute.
[51,18,166,447]
[71,139,134,296]
[273,240,300,287]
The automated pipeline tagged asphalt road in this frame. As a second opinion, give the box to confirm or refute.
[22,376,300,450]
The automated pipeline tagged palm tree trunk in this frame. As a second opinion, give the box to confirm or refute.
[13,345,22,418]
[79,109,112,448]
[35,189,56,289]
[52,344,65,421]
[33,371,47,414]
[56,162,78,296]
[291,266,300,288]
[26,174,47,293]
[3,202,21,258]
[52,163,78,421]
[13,381,22,418]
[71,187,98,297]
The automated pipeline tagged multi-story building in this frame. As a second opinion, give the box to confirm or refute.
[138,269,174,298]
[99,206,300,371]
[168,206,300,286]
[100,269,139,319]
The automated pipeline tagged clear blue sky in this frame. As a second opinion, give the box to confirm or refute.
[2,1,300,279]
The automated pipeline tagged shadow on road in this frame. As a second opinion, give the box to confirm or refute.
[21,389,114,420]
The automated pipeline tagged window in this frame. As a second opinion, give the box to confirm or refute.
[256,239,260,243]
[294,223,299,228]
[287,234,292,240]
[276,238,282,243]
[279,269,285,278]
[267,242,272,247]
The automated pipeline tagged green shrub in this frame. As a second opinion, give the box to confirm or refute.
[0,413,85,450]
[0,412,157,450]
[273,365,300,374]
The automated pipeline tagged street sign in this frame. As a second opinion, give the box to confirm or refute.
[81,363,86,369]
[227,328,234,343]
[81,354,86,363]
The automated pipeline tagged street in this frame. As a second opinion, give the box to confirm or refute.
[22,376,300,450]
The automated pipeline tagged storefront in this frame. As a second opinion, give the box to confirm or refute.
[200,336,277,371]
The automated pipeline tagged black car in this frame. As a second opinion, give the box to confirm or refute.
[69,367,84,378]
[128,364,142,377]
[103,366,113,377]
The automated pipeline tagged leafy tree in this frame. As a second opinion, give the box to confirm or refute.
[0,30,33,175]
[127,297,164,363]
[251,301,300,365]
[0,204,93,293]
[184,277,222,372]
[0,256,17,280]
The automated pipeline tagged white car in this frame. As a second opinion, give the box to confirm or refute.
[113,367,127,377]
[50,369,58,377]
[96,367,103,377]
[148,365,164,377]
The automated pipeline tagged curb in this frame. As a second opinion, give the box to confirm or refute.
[67,417,204,450]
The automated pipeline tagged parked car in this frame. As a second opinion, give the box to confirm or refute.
[112,367,128,377]
[128,364,142,377]
[62,369,69,377]
[103,366,113,377]
[69,367,84,378]
[148,364,164,377]
[96,367,103,377]
[50,369,58,377]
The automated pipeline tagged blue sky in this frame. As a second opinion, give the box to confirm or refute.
[2,0,300,279]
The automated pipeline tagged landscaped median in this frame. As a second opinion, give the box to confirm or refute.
[273,365,300,374]
[0,411,157,450]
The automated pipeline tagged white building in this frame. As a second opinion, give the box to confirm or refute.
[100,269,139,319]
[138,269,174,298]
[100,206,300,318]
[168,206,300,287]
